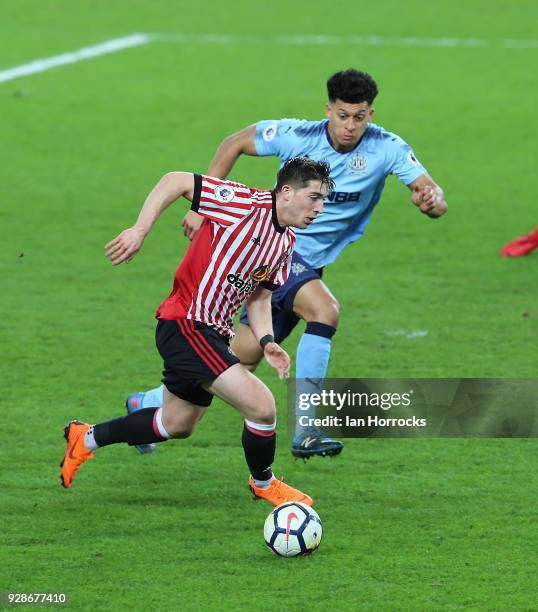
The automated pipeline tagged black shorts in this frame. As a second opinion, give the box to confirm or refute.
[156,318,240,407]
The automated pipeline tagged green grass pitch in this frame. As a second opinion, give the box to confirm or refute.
[1,1,537,610]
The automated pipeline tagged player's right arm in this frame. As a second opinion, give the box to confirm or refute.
[409,174,448,218]
[106,172,195,266]
[182,125,257,240]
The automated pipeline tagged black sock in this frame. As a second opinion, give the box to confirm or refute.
[93,408,166,447]
[242,424,275,481]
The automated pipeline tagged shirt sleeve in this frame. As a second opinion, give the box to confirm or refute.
[254,118,307,159]
[386,133,428,185]
[191,174,253,226]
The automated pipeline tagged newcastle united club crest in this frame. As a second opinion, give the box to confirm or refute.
[348,154,368,176]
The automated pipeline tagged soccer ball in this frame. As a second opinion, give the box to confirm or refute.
[263,502,323,557]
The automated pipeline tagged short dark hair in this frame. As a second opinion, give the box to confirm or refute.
[327,68,378,105]
[275,157,334,192]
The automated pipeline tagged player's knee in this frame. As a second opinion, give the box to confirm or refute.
[162,413,195,439]
[255,409,276,426]
[168,423,195,439]
[251,391,276,425]
[300,296,340,328]
[324,296,340,327]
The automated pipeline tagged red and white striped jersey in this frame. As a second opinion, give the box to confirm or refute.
[157,174,295,337]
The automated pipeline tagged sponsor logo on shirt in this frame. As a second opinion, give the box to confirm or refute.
[326,191,361,204]
[348,153,368,175]
[214,185,236,203]
[226,273,257,296]
[262,122,278,142]
[227,265,269,295]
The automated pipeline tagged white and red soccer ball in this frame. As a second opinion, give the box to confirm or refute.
[264,502,323,557]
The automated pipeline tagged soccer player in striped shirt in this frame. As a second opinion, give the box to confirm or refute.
[130,68,448,459]
[60,157,334,507]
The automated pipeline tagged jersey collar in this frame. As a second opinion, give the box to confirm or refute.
[271,191,285,233]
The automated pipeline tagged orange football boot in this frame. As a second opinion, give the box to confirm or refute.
[249,476,313,507]
[60,420,93,488]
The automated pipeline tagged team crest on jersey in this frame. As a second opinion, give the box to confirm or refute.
[250,265,270,282]
[214,185,235,203]
[262,122,278,142]
[348,154,368,176]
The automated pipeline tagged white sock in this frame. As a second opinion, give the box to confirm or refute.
[84,425,99,451]
[154,407,172,440]
[253,474,275,489]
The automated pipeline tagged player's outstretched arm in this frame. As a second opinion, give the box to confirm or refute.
[182,125,258,241]
[246,286,290,380]
[208,124,258,178]
[409,174,448,218]
[106,172,195,266]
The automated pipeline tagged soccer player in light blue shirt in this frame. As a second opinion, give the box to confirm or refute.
[130,69,448,459]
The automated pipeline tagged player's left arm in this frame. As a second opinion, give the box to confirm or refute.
[245,286,290,379]
[408,174,448,218]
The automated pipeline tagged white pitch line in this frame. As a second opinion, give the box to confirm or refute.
[151,32,538,49]
[2,31,536,86]
[0,33,151,84]
[385,330,429,339]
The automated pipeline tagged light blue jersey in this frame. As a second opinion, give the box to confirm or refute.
[254,119,427,268]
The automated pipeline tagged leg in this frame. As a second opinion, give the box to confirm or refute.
[126,323,262,428]
[232,252,343,457]
[230,323,264,372]
[60,393,206,488]
[205,364,276,483]
[293,278,340,328]
[204,363,312,506]
[60,319,221,488]
[124,319,218,451]
[92,391,204,447]
[127,321,264,416]
[293,279,340,409]
[161,386,207,437]
[290,279,344,458]
[125,386,165,454]
[152,318,294,497]
[205,362,275,422]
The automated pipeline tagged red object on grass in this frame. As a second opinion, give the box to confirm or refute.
[500,228,538,257]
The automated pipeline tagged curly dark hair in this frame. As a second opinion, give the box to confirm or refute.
[327,68,378,105]
[275,157,334,192]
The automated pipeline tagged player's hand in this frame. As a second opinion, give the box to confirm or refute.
[263,342,290,380]
[412,184,446,216]
[105,226,146,266]
[182,210,204,241]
